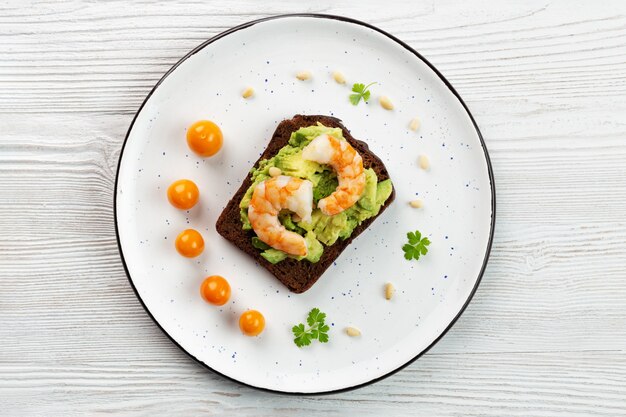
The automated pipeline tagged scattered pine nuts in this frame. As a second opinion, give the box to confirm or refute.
[385,283,395,300]
[241,87,254,99]
[346,327,361,337]
[409,199,423,209]
[379,96,394,110]
[332,71,346,84]
[296,71,312,81]
[409,117,421,131]
[268,167,281,177]
[418,154,430,171]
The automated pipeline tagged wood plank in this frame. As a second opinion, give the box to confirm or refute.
[0,2,625,113]
[1,112,625,359]
[1,0,626,415]
[1,352,624,416]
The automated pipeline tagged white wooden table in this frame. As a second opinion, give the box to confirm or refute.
[2,1,625,415]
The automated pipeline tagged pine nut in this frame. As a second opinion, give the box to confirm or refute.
[418,154,430,171]
[409,199,423,209]
[268,167,282,177]
[379,96,394,110]
[385,283,395,300]
[346,327,361,337]
[242,87,254,99]
[409,117,420,131]
[296,71,311,81]
[332,71,346,84]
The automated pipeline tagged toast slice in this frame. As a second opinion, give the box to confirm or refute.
[216,115,395,293]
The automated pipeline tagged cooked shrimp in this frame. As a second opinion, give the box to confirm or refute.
[248,175,313,257]
[301,134,366,216]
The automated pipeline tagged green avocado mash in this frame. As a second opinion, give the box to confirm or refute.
[240,123,393,264]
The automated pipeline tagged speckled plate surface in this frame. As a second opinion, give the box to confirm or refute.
[115,14,495,394]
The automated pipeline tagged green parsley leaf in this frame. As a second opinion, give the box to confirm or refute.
[353,82,365,92]
[292,308,330,348]
[307,308,326,326]
[292,323,312,347]
[349,82,376,106]
[402,230,431,261]
[407,230,421,245]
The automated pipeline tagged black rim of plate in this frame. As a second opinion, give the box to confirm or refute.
[114,13,496,395]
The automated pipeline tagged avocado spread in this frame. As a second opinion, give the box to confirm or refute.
[240,123,393,264]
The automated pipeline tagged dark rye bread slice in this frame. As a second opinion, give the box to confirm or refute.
[216,114,395,293]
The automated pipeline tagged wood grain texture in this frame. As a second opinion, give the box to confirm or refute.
[1,0,625,415]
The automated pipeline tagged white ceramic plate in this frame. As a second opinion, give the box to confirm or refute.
[115,14,495,394]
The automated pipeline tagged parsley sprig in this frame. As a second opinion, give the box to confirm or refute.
[349,82,376,105]
[292,308,330,347]
[402,230,431,261]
